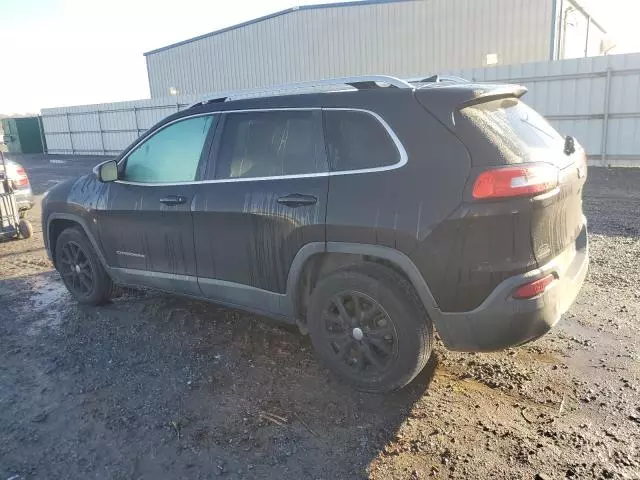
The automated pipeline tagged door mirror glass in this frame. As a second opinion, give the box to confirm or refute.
[94,160,118,182]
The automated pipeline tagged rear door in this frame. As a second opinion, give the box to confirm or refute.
[191,109,328,313]
[96,114,217,295]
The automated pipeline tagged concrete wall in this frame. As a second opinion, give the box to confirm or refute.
[144,0,554,98]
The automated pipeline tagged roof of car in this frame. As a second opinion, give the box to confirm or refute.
[183,87,412,114]
[181,80,524,114]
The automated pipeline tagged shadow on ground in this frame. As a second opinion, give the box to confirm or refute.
[0,270,436,479]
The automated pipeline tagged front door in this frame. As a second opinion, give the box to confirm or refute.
[97,114,217,295]
[192,109,329,314]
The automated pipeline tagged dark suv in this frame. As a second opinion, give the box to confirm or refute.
[42,76,589,392]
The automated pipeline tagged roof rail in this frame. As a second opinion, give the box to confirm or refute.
[188,75,413,108]
[407,75,471,84]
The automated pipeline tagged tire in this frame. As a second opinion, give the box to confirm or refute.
[18,219,33,239]
[55,226,113,305]
[307,262,433,392]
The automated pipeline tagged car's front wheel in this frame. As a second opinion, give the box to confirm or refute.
[18,219,33,238]
[308,263,433,392]
[55,226,113,305]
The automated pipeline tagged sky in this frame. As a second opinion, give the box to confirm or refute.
[1,0,639,115]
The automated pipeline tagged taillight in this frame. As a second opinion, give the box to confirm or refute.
[472,163,559,200]
[512,274,555,299]
[14,167,29,187]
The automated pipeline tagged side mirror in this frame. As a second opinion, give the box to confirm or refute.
[93,160,118,182]
[563,135,576,156]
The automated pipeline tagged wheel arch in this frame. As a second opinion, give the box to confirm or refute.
[287,242,441,327]
[47,214,108,269]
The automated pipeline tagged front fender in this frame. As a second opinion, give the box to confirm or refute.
[42,174,109,265]
[46,213,109,269]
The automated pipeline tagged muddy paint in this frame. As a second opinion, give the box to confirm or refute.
[96,181,200,285]
[192,175,328,294]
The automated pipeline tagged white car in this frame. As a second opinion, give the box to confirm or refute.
[0,157,34,214]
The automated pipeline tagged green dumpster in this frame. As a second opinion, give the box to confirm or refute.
[1,116,46,154]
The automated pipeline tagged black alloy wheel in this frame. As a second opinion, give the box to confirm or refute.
[320,291,398,377]
[308,263,433,392]
[58,240,95,297]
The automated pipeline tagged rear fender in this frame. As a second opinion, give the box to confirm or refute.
[286,241,443,327]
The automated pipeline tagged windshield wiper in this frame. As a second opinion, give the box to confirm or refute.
[519,116,555,139]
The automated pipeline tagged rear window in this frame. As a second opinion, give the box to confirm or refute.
[459,98,567,165]
[324,110,400,172]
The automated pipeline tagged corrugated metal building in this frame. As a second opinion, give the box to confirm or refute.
[144,0,607,98]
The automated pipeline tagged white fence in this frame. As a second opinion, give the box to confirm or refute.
[41,94,202,156]
[42,52,640,166]
[447,52,640,167]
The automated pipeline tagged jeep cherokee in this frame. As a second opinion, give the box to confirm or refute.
[42,75,589,392]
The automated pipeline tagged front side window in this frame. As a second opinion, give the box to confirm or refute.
[213,110,325,180]
[324,110,400,172]
[123,115,214,183]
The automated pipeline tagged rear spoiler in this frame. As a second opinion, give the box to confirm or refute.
[414,83,528,129]
[455,84,528,110]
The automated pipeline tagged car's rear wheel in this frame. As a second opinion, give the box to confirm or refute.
[55,226,113,305]
[308,263,432,392]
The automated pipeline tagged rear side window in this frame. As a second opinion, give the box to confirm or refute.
[123,115,214,183]
[324,110,400,172]
[212,110,326,180]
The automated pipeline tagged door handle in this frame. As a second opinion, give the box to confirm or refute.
[277,194,318,207]
[159,195,187,206]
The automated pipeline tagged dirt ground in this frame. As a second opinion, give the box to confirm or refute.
[1,155,638,480]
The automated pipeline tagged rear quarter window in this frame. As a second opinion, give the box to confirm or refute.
[324,110,400,172]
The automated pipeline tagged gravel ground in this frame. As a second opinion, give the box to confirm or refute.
[0,155,638,479]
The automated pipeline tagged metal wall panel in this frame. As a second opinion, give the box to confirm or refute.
[71,132,103,152]
[44,132,72,153]
[103,131,138,152]
[554,118,602,154]
[41,52,640,166]
[136,107,181,129]
[41,115,69,133]
[99,111,135,132]
[68,114,100,132]
[41,94,202,155]
[145,0,553,97]
[447,52,640,166]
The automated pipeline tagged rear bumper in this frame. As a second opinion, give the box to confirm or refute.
[434,217,589,352]
[14,186,34,211]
